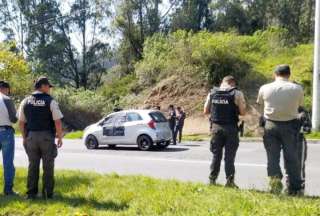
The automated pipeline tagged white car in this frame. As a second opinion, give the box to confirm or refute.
[83,109,173,151]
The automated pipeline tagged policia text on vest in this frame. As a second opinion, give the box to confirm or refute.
[204,76,246,188]
[18,77,64,200]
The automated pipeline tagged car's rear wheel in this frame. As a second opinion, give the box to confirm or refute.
[85,135,99,149]
[137,135,153,151]
[156,141,170,149]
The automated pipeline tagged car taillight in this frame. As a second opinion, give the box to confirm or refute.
[148,120,156,129]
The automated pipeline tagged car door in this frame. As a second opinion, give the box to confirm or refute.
[123,112,144,144]
[101,115,116,144]
[112,114,127,144]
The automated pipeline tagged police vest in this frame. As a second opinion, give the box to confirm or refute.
[210,88,239,125]
[24,93,55,133]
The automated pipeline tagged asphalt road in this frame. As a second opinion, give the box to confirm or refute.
[2,138,320,196]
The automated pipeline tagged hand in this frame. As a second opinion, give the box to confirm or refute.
[56,138,63,148]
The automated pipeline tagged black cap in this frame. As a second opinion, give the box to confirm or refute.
[34,76,54,89]
[0,81,10,89]
[274,64,291,76]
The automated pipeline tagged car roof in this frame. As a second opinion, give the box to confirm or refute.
[107,109,161,116]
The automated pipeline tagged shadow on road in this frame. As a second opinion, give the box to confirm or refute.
[96,146,189,152]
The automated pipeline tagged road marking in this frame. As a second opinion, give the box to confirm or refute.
[56,151,268,168]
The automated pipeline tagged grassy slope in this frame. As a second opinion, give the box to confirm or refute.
[0,169,319,216]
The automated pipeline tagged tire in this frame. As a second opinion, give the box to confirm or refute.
[137,135,153,151]
[156,141,170,149]
[85,135,99,150]
[108,144,117,149]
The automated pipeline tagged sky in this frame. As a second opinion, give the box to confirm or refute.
[0,0,172,52]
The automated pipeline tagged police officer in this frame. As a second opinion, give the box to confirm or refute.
[257,65,304,195]
[168,105,177,145]
[204,76,246,187]
[18,77,63,199]
[0,81,17,195]
[174,107,186,144]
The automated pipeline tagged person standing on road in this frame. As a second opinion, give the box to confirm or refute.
[18,77,64,200]
[0,81,18,196]
[168,105,177,145]
[257,65,304,195]
[174,107,186,144]
[204,76,246,187]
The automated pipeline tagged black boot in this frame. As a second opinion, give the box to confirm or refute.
[209,175,217,185]
[225,176,239,189]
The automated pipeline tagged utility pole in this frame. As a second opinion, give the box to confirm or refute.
[313,0,320,131]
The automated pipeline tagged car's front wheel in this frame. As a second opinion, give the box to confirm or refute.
[156,141,170,149]
[85,135,99,150]
[137,135,153,151]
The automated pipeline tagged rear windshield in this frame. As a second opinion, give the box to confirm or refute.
[149,112,167,122]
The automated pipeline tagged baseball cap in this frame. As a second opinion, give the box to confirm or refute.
[34,76,54,89]
[0,81,10,89]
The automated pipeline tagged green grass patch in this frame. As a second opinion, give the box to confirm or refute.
[182,134,210,142]
[64,131,84,139]
[306,132,320,140]
[0,168,319,215]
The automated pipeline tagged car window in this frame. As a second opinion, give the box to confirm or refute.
[149,112,167,123]
[114,114,126,126]
[127,112,143,122]
[103,115,115,125]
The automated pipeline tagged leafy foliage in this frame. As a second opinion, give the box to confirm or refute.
[135,28,313,106]
[0,43,32,99]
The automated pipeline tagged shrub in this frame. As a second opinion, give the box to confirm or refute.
[53,88,109,130]
[0,43,33,100]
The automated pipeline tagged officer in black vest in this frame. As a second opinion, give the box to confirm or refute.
[204,76,246,187]
[18,77,63,199]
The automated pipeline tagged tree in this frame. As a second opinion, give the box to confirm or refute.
[16,0,112,89]
[114,0,163,74]
[0,0,27,53]
[170,0,213,32]
[0,42,32,98]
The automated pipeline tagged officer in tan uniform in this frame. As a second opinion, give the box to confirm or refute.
[18,77,63,199]
[257,65,304,195]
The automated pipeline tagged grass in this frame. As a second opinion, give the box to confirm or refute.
[306,132,320,140]
[64,131,84,139]
[182,134,210,142]
[0,169,319,216]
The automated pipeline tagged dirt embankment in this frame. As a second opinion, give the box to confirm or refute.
[142,75,262,136]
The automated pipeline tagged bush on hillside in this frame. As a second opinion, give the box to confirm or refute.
[135,28,313,107]
[53,88,109,130]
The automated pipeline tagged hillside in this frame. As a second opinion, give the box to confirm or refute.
[99,29,313,135]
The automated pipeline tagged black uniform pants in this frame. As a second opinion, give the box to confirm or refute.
[25,131,57,197]
[263,120,303,192]
[285,133,307,189]
[169,122,176,145]
[209,123,239,180]
[174,124,184,143]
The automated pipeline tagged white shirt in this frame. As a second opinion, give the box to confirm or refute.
[257,77,304,121]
